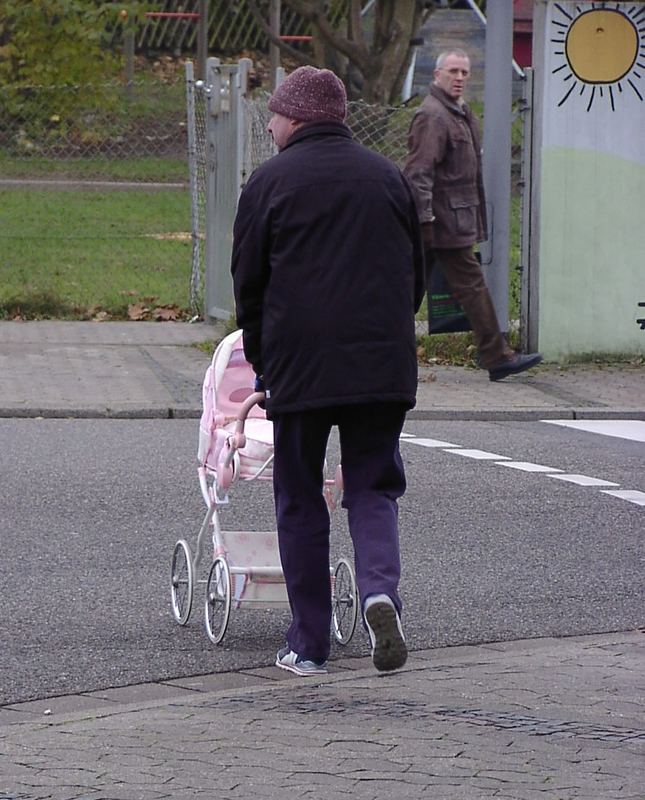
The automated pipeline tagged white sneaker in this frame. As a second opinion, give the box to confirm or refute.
[275,647,328,676]
[363,594,407,672]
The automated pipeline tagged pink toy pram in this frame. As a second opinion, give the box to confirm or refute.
[170,329,359,645]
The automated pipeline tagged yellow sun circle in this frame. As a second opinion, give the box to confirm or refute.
[566,9,638,84]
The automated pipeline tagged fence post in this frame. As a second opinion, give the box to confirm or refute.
[204,57,223,321]
[480,0,513,333]
[269,0,281,91]
[123,25,135,102]
[185,61,203,314]
[237,57,252,186]
[518,68,536,353]
[204,58,247,322]
[197,0,209,80]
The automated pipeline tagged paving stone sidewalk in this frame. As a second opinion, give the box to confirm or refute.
[0,321,644,419]
[1,632,644,800]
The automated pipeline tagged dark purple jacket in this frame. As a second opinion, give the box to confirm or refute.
[231,122,425,416]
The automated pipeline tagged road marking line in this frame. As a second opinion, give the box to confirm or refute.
[543,420,645,443]
[405,437,461,448]
[448,449,511,460]
[601,490,645,507]
[401,427,642,510]
[546,474,620,487]
[496,461,563,473]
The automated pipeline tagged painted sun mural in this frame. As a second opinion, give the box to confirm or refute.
[551,2,645,110]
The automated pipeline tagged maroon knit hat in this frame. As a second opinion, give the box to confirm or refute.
[267,66,347,123]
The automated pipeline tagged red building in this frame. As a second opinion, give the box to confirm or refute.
[513,0,534,67]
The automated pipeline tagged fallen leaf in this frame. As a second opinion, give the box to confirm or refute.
[128,302,149,321]
[153,305,180,321]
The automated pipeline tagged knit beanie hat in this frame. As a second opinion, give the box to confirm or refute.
[267,66,347,123]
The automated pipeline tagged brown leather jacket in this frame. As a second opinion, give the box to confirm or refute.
[403,84,487,249]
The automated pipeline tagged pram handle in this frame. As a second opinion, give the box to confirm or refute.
[229,390,266,452]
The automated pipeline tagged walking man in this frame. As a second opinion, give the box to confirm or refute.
[404,49,542,380]
[231,66,425,675]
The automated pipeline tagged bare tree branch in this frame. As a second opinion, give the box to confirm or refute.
[283,0,372,72]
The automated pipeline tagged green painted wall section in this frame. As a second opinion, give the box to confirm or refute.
[538,147,645,359]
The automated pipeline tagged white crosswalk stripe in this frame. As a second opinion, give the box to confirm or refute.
[409,437,460,448]
[448,449,509,460]
[601,490,645,507]
[543,420,645,443]
[496,461,563,473]
[547,474,620,487]
[400,420,643,510]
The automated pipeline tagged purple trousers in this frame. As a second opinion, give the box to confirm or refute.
[272,403,407,663]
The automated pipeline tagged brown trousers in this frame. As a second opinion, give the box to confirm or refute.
[427,246,514,368]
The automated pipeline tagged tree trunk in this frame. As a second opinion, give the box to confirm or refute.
[362,1,425,104]
[280,0,433,106]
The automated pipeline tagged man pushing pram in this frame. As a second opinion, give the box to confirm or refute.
[231,66,425,675]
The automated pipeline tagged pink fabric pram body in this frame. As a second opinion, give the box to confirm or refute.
[197,329,283,610]
[198,329,273,484]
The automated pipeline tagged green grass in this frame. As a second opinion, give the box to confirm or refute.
[0,153,188,183]
[0,187,192,318]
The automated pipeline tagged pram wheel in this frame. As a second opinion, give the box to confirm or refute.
[332,557,358,645]
[205,556,232,644]
[170,540,194,625]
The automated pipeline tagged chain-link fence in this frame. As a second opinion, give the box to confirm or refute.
[0,81,187,169]
[241,93,416,173]
[0,79,193,320]
[2,64,526,323]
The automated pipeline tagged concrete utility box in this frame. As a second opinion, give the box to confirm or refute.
[528,0,645,359]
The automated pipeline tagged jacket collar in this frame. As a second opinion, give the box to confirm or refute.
[429,84,468,116]
[283,121,353,150]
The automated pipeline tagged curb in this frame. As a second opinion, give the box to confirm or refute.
[2,407,644,421]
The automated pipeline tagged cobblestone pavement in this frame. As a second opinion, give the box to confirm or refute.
[1,632,644,799]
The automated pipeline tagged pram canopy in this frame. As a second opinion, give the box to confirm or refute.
[198,330,273,477]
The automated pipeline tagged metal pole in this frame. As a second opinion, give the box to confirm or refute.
[527,1,548,354]
[269,0,281,92]
[205,57,221,321]
[238,58,252,187]
[479,0,514,332]
[519,68,534,352]
[185,61,202,314]
[197,0,209,80]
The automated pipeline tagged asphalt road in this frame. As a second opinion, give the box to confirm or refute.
[1,418,643,705]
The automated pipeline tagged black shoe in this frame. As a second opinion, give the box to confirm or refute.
[488,352,542,382]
